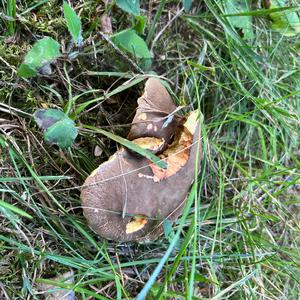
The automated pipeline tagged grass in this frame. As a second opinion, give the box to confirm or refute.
[0,0,300,299]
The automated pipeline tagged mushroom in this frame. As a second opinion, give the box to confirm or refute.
[81,78,201,242]
[127,77,181,151]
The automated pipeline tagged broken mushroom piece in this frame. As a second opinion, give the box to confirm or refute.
[81,108,202,242]
[127,77,182,151]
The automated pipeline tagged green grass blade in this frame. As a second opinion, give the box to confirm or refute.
[0,200,33,219]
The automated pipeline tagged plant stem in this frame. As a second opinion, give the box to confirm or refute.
[146,0,166,46]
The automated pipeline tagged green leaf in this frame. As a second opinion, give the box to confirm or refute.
[0,200,33,219]
[223,0,254,40]
[116,0,140,16]
[63,1,83,45]
[18,64,37,78]
[269,0,300,36]
[133,15,146,34]
[163,219,173,239]
[183,0,192,12]
[34,109,78,149]
[18,37,61,78]
[34,109,66,130]
[44,120,78,149]
[112,29,152,59]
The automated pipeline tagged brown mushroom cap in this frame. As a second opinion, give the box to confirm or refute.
[81,78,202,242]
[127,77,181,148]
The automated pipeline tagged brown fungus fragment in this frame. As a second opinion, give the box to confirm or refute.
[127,77,182,149]
[81,79,202,242]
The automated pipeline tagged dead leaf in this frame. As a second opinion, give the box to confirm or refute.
[101,15,112,34]
[37,271,74,300]
[94,145,103,157]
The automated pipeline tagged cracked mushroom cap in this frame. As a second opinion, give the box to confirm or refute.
[81,78,202,242]
[127,77,181,149]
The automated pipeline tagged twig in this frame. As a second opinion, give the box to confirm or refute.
[151,7,184,51]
